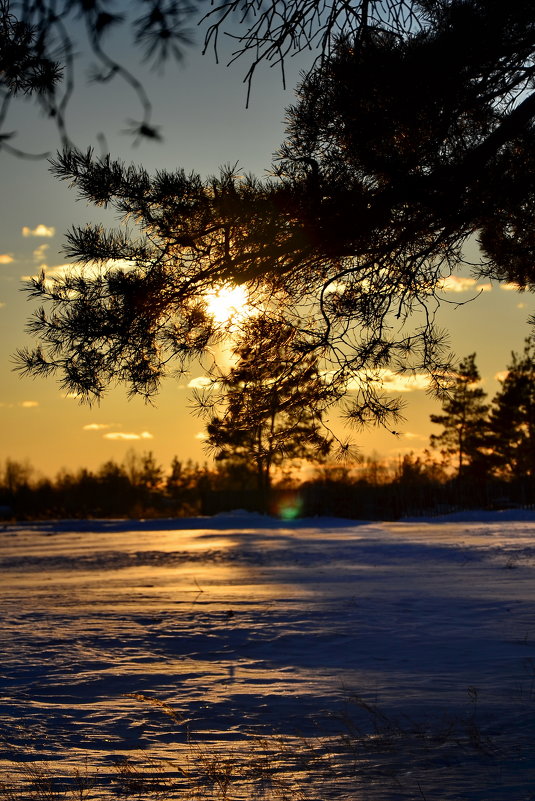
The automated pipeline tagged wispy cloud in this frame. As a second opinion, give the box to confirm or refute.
[437,275,492,293]
[500,282,522,291]
[0,401,38,409]
[33,243,49,263]
[347,369,432,393]
[195,431,208,440]
[22,224,55,238]
[188,376,214,389]
[0,254,14,264]
[22,263,72,282]
[103,431,154,441]
[83,423,113,431]
[23,259,136,284]
[383,373,432,392]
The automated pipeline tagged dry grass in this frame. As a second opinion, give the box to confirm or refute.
[0,688,533,801]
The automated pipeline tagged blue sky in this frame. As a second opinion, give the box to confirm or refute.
[0,19,532,477]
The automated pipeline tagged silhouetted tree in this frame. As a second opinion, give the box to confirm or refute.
[165,456,208,514]
[430,354,489,477]
[95,459,133,514]
[0,1,61,96]
[137,451,164,491]
[0,0,192,154]
[166,456,209,493]
[202,318,335,498]
[395,453,428,485]
[166,456,190,497]
[0,1,438,155]
[201,0,418,99]
[488,339,535,479]
[358,452,392,486]
[1,457,34,494]
[16,3,535,428]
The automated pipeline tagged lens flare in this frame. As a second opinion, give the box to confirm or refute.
[271,491,304,520]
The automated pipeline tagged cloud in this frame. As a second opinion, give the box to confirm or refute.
[22,263,72,282]
[437,275,491,293]
[347,369,432,393]
[403,432,426,440]
[83,423,113,431]
[103,431,154,441]
[1,400,40,409]
[188,376,214,389]
[0,302,5,309]
[382,372,432,392]
[23,258,137,285]
[195,431,208,440]
[392,445,429,458]
[500,282,522,291]
[0,254,14,264]
[494,370,509,382]
[33,244,49,263]
[22,224,55,238]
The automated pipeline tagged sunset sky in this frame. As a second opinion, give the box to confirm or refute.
[0,18,532,479]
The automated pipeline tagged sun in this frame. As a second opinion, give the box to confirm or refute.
[205,284,249,325]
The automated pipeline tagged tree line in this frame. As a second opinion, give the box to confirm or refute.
[3,339,535,521]
[430,340,535,484]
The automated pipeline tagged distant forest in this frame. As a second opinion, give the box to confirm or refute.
[0,446,532,522]
[2,345,535,521]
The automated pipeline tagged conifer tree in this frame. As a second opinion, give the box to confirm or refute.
[430,354,488,477]
[203,317,336,498]
[15,2,535,431]
[1,0,418,154]
[488,340,535,478]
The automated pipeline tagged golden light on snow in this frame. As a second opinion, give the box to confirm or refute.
[205,284,249,325]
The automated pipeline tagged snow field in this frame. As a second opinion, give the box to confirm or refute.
[1,511,534,799]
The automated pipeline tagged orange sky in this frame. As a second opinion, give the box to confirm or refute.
[0,28,532,478]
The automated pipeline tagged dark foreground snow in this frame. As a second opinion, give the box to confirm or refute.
[1,511,534,799]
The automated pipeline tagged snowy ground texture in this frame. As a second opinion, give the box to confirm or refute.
[1,510,535,800]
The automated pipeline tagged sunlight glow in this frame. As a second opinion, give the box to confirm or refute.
[205,284,249,325]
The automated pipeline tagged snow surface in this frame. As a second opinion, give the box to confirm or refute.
[1,511,535,799]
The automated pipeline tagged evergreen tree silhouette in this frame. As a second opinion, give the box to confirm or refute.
[204,318,334,500]
[488,340,535,479]
[430,354,488,477]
